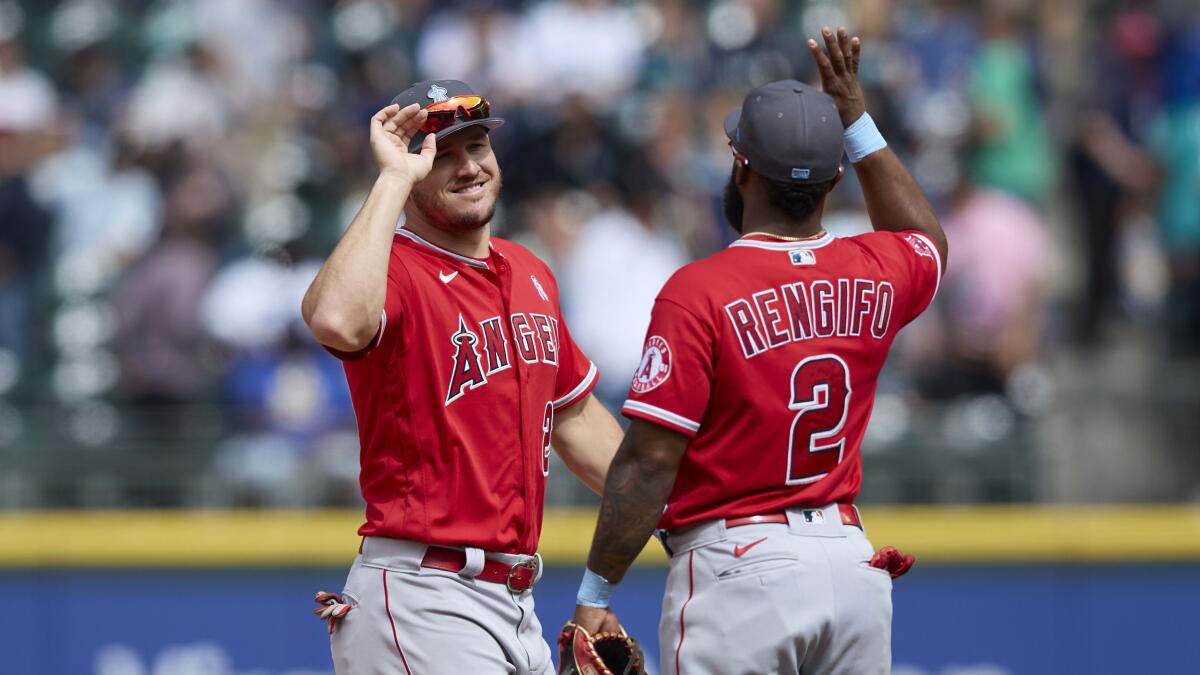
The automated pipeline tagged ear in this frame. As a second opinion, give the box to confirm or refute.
[733,160,751,185]
[830,163,846,190]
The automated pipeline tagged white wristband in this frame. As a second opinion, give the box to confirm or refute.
[576,568,615,608]
[843,112,887,163]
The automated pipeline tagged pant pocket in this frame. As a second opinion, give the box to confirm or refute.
[716,555,799,581]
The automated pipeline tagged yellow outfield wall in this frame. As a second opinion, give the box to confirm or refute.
[2,505,1200,568]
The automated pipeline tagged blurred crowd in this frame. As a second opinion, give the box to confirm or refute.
[1,0,1198,508]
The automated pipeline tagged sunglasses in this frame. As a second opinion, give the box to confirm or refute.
[420,95,491,134]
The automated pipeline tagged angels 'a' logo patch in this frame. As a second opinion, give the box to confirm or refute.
[631,336,671,394]
[904,233,935,260]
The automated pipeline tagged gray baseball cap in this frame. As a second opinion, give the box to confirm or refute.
[724,80,844,183]
[390,79,505,152]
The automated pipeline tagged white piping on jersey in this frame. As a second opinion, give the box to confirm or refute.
[622,400,701,433]
[375,309,388,346]
[906,231,943,301]
[729,231,834,251]
[396,227,490,269]
[553,361,597,410]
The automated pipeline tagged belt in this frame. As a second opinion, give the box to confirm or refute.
[420,546,539,593]
[725,504,862,530]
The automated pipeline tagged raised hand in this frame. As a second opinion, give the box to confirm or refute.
[370,103,437,184]
[807,26,866,127]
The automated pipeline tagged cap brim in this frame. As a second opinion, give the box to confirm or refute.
[409,118,505,152]
[723,109,741,141]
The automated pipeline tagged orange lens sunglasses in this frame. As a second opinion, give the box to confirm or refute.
[421,95,491,134]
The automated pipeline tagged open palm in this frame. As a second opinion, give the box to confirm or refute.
[807,26,866,128]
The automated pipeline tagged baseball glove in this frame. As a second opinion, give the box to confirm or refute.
[557,622,646,675]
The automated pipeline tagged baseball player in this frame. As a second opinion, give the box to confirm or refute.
[301,80,624,674]
[570,28,947,674]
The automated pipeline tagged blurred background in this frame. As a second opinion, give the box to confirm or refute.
[1,0,1198,673]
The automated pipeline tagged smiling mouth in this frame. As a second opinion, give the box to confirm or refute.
[450,179,487,195]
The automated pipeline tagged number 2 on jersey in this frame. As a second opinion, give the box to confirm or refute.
[786,354,851,485]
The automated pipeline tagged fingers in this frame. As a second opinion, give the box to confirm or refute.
[821,26,845,75]
[382,110,403,134]
[837,27,854,68]
[396,108,429,146]
[807,38,835,86]
[416,131,436,158]
[374,103,428,149]
[374,102,423,134]
[600,612,622,635]
[810,26,863,85]
[371,104,399,125]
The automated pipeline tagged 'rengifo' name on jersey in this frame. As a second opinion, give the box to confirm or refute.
[725,278,895,359]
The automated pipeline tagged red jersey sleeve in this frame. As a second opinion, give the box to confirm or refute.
[323,242,408,361]
[552,314,598,409]
[548,268,598,409]
[855,230,942,326]
[621,297,716,437]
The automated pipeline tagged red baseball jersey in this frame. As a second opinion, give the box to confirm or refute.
[328,227,597,554]
[622,230,941,530]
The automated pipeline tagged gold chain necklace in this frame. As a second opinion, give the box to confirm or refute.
[741,230,827,242]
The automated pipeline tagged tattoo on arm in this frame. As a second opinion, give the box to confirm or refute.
[586,426,685,584]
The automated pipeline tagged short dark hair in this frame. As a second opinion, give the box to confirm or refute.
[763,176,836,222]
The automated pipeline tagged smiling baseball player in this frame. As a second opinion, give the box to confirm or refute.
[570,28,946,674]
[302,80,623,674]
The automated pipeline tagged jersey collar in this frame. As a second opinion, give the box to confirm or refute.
[729,231,834,250]
[396,227,491,269]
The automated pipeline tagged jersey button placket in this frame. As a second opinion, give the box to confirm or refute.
[491,253,534,547]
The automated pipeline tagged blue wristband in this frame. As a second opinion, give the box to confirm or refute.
[576,568,615,609]
[843,112,887,163]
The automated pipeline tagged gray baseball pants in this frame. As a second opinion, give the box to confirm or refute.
[657,503,893,675]
[330,537,553,675]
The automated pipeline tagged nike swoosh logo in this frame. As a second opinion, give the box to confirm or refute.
[439,270,458,284]
[733,537,768,558]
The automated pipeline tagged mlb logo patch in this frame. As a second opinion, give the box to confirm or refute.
[790,249,816,266]
[801,509,825,524]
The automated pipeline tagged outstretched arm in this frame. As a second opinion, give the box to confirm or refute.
[302,104,437,351]
[572,419,690,634]
[808,27,948,270]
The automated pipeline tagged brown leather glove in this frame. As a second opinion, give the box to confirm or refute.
[557,621,646,675]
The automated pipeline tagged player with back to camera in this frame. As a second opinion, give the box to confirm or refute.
[301,79,624,674]
[568,27,945,674]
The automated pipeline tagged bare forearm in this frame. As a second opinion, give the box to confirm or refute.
[552,395,623,494]
[585,445,677,584]
[806,27,947,266]
[302,174,414,349]
[852,148,947,266]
